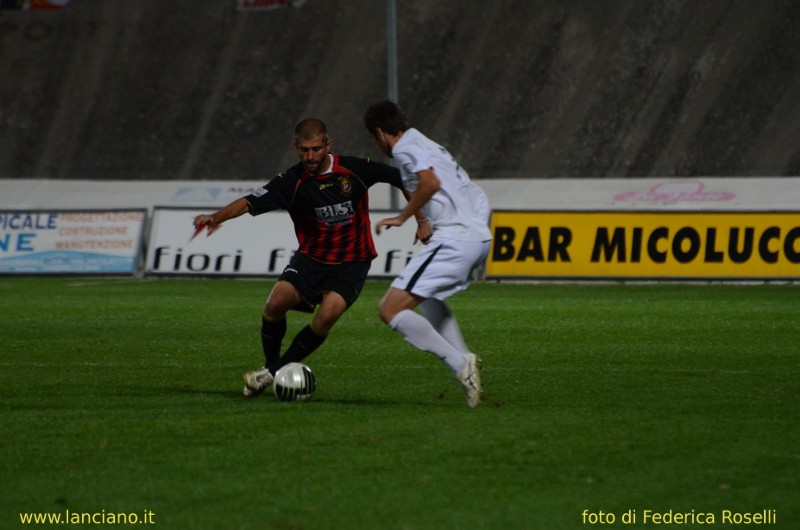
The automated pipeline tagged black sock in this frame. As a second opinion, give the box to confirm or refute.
[268,324,326,374]
[261,315,287,367]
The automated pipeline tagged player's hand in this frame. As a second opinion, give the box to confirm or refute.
[414,221,432,245]
[192,214,220,237]
[375,215,405,235]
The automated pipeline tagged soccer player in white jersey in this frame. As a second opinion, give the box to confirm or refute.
[363,100,492,407]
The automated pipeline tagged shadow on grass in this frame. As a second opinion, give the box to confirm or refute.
[166,384,455,408]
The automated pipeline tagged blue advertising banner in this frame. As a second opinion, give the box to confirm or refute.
[0,210,146,274]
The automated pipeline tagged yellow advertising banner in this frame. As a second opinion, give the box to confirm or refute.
[487,211,800,279]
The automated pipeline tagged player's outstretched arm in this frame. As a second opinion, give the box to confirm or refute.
[375,169,439,237]
[192,197,250,237]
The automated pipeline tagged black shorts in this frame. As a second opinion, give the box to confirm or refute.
[279,252,371,312]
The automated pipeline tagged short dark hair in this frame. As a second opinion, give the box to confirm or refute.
[294,118,329,142]
[363,100,409,136]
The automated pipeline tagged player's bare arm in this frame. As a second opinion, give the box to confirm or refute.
[401,188,433,244]
[193,197,250,237]
[375,169,440,236]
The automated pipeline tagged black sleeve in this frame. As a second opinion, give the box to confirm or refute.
[340,156,404,190]
[244,169,300,215]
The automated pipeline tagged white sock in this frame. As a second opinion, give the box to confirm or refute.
[389,309,466,375]
[418,298,468,353]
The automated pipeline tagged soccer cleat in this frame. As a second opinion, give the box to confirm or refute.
[457,353,482,407]
[243,367,274,397]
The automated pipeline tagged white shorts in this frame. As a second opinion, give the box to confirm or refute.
[391,239,491,300]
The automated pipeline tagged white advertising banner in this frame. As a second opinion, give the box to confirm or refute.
[146,207,420,278]
[0,210,146,274]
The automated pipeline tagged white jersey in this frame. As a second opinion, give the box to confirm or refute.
[392,128,492,242]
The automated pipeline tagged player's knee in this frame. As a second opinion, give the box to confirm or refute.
[264,282,299,316]
[264,298,290,318]
[379,289,419,325]
[312,312,339,335]
[314,294,347,334]
[378,301,397,325]
[309,319,332,337]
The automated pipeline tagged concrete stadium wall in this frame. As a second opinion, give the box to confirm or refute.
[1,0,799,182]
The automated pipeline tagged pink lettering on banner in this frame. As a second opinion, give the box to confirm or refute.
[615,180,735,203]
[27,0,70,9]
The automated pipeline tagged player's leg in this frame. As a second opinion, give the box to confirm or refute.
[244,258,310,397]
[311,290,349,335]
[260,280,301,366]
[269,290,346,371]
[381,240,487,406]
[381,287,469,377]
[414,239,489,355]
[267,259,370,374]
[418,298,468,353]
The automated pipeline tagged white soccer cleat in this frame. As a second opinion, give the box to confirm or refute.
[457,353,482,407]
[243,367,274,397]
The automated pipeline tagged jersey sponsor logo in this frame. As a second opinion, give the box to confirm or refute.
[318,176,350,192]
[314,201,354,225]
[252,187,268,198]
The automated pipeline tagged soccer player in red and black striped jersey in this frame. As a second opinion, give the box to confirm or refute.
[193,118,410,397]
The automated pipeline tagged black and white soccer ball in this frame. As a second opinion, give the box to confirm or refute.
[273,363,316,402]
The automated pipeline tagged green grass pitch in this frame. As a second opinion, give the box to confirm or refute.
[1,277,798,529]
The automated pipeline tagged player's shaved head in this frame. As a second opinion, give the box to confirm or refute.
[294,118,329,143]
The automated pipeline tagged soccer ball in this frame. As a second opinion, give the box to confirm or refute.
[273,363,316,402]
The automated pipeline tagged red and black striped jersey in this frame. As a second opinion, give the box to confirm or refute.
[244,154,403,263]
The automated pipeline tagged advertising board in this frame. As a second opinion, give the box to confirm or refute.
[488,211,800,280]
[0,210,146,274]
[146,207,420,278]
